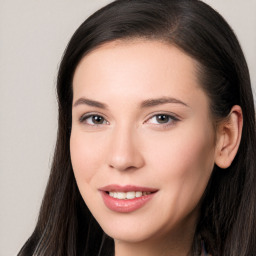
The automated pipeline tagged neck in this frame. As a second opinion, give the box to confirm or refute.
[114,238,192,256]
[114,218,196,256]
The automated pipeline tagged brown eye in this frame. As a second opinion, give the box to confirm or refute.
[156,114,170,124]
[91,115,105,124]
[80,114,108,125]
[146,113,180,127]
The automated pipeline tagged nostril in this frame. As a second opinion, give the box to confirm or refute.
[107,135,145,171]
[108,163,140,172]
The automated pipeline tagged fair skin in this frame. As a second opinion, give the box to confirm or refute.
[70,40,242,256]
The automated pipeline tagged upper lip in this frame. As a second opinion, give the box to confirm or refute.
[99,184,158,193]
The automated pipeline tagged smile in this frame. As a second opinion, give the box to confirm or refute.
[99,185,158,213]
[108,191,152,200]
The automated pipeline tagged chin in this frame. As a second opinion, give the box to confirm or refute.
[95,213,163,244]
[104,227,153,243]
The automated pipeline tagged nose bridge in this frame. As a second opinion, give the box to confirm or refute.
[107,122,144,171]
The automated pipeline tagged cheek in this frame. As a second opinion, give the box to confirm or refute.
[149,127,214,172]
[146,124,215,204]
[70,131,103,184]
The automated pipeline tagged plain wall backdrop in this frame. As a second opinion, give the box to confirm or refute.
[0,1,255,255]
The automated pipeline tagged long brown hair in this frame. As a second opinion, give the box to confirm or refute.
[19,0,256,255]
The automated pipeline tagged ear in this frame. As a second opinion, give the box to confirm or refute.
[214,105,243,169]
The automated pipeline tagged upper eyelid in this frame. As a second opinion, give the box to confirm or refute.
[79,112,109,123]
[145,112,181,122]
[79,111,107,118]
[145,116,179,125]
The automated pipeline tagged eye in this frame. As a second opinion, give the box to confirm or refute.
[154,114,171,124]
[146,113,179,126]
[80,114,108,126]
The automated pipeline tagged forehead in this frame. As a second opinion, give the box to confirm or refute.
[74,39,199,82]
[72,39,208,111]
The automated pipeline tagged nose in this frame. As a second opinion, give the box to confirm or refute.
[107,126,145,172]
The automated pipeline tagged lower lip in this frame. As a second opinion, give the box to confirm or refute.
[100,191,156,213]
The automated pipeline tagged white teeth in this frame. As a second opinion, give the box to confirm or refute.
[126,191,135,199]
[135,191,142,197]
[108,191,151,199]
[117,192,126,199]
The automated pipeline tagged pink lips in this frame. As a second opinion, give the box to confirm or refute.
[99,185,158,213]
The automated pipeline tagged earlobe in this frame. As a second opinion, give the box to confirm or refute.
[214,105,243,169]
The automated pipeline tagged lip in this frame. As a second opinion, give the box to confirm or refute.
[99,184,158,213]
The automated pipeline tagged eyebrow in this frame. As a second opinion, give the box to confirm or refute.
[73,98,108,109]
[140,97,189,108]
[73,96,189,109]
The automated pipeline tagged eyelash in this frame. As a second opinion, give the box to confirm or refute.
[79,113,180,128]
[145,113,180,127]
[79,113,109,126]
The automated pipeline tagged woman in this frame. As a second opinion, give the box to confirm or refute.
[18,0,256,255]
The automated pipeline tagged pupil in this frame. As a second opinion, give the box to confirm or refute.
[156,115,169,123]
[93,116,103,124]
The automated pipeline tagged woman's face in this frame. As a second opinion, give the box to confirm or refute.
[70,40,217,244]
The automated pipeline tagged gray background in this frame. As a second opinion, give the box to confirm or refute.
[0,1,255,255]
